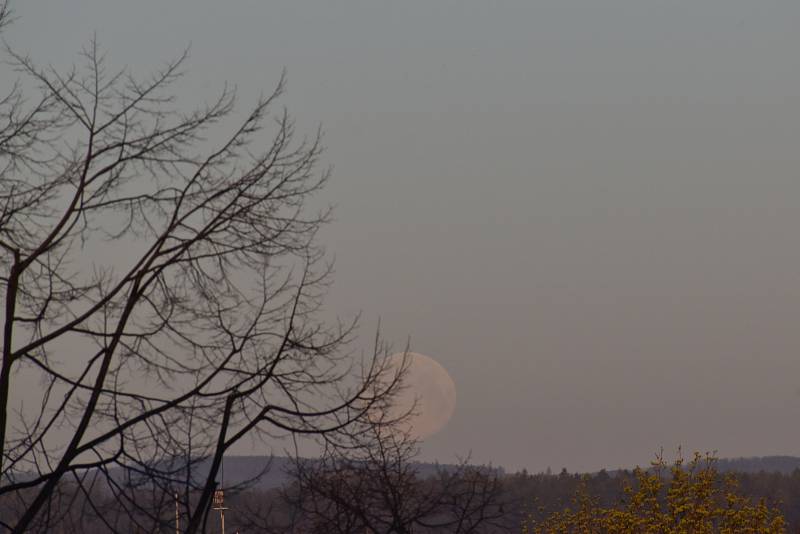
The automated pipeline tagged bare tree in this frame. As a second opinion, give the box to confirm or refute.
[0,5,400,532]
[277,425,509,534]
[0,2,9,32]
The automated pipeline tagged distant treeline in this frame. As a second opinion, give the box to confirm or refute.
[715,455,800,474]
[229,462,800,531]
[5,456,800,532]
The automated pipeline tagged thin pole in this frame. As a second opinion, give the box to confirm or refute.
[175,492,180,534]
[213,488,228,534]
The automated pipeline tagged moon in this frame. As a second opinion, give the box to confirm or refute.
[384,352,457,440]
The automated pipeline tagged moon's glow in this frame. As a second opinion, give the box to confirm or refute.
[386,352,457,439]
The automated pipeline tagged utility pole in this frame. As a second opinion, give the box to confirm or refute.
[212,489,228,534]
[175,492,180,534]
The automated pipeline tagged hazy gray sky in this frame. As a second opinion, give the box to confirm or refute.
[9,1,800,473]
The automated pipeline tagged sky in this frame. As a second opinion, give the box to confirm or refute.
[7,1,800,473]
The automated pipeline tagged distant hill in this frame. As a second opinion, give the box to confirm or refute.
[133,455,800,490]
[211,456,294,490]
[3,455,505,491]
[715,456,800,474]
[186,455,504,490]
[12,455,795,492]
[596,455,800,478]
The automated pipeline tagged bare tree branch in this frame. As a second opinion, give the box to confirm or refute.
[0,12,400,533]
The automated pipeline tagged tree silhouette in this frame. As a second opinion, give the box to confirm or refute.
[282,424,509,533]
[0,4,400,532]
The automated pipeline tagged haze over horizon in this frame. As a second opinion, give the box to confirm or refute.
[8,1,800,474]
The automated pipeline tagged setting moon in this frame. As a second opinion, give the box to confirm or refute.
[386,352,457,440]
